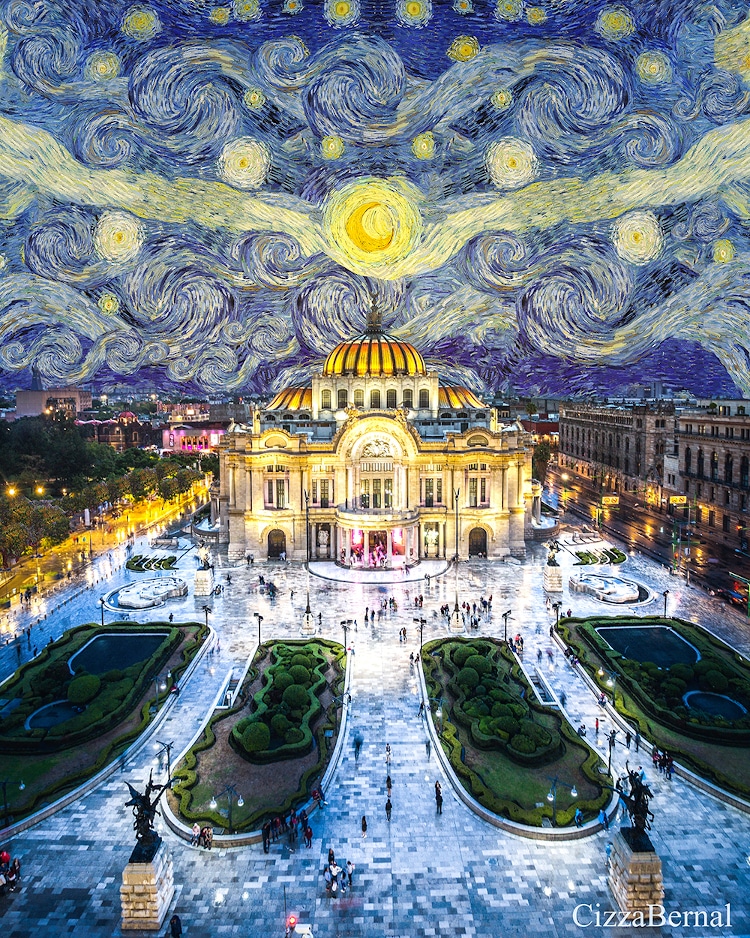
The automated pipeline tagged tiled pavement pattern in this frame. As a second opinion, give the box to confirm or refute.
[1,527,750,937]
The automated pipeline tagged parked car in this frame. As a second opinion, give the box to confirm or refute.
[717,588,746,609]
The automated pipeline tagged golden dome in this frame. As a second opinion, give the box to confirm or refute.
[323,330,426,377]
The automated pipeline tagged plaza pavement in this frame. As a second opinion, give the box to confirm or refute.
[1,525,749,937]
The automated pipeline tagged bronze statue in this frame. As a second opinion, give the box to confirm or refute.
[616,763,655,834]
[125,770,170,851]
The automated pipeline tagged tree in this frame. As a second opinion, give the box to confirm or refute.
[532,441,552,484]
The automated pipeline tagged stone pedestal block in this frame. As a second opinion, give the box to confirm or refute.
[608,829,664,914]
[194,567,215,596]
[301,611,316,635]
[120,841,174,931]
[543,566,563,593]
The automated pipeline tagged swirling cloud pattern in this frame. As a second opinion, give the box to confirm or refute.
[0,0,749,399]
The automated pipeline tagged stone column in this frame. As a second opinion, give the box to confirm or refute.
[608,829,664,914]
[120,841,174,931]
[386,530,393,567]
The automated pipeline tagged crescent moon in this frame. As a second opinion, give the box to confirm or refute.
[345,200,395,253]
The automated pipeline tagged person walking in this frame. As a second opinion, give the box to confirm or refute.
[385,743,391,765]
[435,790,443,815]
[304,825,313,848]
[625,730,632,749]
[598,808,609,831]
[385,798,392,821]
[634,730,641,752]
[361,815,368,839]
[169,913,182,938]
[425,737,431,760]
[346,859,355,886]
[386,774,392,797]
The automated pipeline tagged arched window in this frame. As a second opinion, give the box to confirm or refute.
[370,389,381,409]
[625,437,630,452]
[386,388,397,408]
[725,453,733,484]
[418,388,429,409]
[321,389,331,410]
[684,447,692,474]
[337,388,348,409]
[697,449,705,478]
[710,451,719,481]
[402,388,413,408]
[741,455,749,489]
[354,389,364,408]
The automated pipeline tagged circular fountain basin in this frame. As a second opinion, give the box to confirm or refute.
[108,576,187,610]
[25,700,82,730]
[569,572,645,604]
[683,691,747,721]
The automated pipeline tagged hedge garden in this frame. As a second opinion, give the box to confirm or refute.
[574,548,626,565]
[557,615,750,799]
[170,639,345,833]
[126,554,178,572]
[423,638,610,827]
[0,621,207,824]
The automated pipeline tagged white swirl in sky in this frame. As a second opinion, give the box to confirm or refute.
[255,35,312,91]
[517,237,634,360]
[462,232,536,291]
[674,69,750,125]
[75,111,135,168]
[231,232,323,288]
[612,211,663,265]
[94,211,145,262]
[128,45,242,162]
[635,51,672,85]
[302,36,405,143]
[249,315,295,355]
[5,0,48,32]
[615,110,682,168]
[218,138,270,190]
[292,270,372,353]
[123,240,236,341]
[672,201,730,243]
[25,207,107,284]
[517,45,630,163]
[11,28,80,96]
[486,138,538,190]
[85,51,121,82]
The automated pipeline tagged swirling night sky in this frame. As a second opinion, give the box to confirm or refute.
[1,0,749,398]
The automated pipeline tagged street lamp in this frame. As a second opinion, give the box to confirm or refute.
[341,619,349,651]
[607,728,618,776]
[662,589,670,619]
[99,597,105,628]
[210,783,244,834]
[560,472,569,513]
[254,611,263,647]
[202,604,211,630]
[153,674,167,710]
[155,739,173,787]
[546,775,578,827]
[413,616,426,650]
[552,601,561,628]
[453,487,460,561]
[501,609,513,643]
[303,488,310,565]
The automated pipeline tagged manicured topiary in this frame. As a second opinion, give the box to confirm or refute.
[669,663,694,682]
[289,665,311,685]
[453,644,475,668]
[282,684,309,709]
[242,721,271,753]
[495,714,520,736]
[290,654,313,669]
[509,734,536,754]
[285,727,304,744]
[457,667,480,690]
[465,654,492,676]
[700,670,729,693]
[273,672,294,692]
[271,713,292,737]
[67,674,101,705]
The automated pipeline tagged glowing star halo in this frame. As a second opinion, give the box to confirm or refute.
[218,138,270,190]
[122,5,161,40]
[324,178,423,277]
[94,211,145,262]
[486,138,538,190]
[612,210,663,264]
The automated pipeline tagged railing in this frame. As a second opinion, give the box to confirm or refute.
[335,503,419,523]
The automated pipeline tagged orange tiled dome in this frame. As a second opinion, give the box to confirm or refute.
[322,331,426,377]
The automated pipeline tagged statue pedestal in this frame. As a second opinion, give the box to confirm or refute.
[608,828,664,914]
[194,567,215,596]
[543,566,563,592]
[120,840,174,931]
[301,611,315,635]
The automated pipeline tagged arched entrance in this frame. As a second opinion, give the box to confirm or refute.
[468,527,487,557]
[267,529,286,559]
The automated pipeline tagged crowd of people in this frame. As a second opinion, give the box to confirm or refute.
[0,851,20,894]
